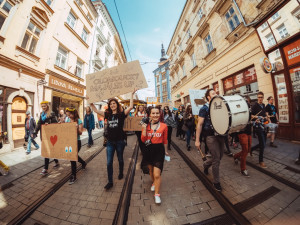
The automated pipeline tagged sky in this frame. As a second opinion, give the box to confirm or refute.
[102,0,186,101]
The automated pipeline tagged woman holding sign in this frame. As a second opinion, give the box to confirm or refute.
[141,107,169,204]
[33,101,60,176]
[89,89,137,190]
[65,108,86,184]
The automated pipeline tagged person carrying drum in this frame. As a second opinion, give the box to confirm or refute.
[233,96,252,177]
[250,92,270,168]
[265,96,279,148]
[195,89,224,192]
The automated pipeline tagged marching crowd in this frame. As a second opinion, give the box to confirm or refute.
[0,88,282,205]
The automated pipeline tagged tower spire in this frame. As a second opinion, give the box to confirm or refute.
[160,43,167,62]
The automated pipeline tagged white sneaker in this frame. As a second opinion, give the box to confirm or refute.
[151,184,155,192]
[154,194,161,204]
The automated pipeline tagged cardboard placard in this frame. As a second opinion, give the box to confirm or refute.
[147,97,158,104]
[86,60,148,103]
[123,117,143,131]
[189,89,207,115]
[41,122,78,161]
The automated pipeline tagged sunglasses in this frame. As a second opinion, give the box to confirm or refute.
[258,97,263,98]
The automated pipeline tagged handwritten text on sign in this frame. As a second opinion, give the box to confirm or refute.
[41,122,78,161]
[86,60,148,103]
[123,117,143,131]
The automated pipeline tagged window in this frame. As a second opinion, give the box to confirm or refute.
[275,49,280,58]
[2,1,12,13]
[100,21,104,31]
[198,8,203,20]
[191,53,196,68]
[162,73,166,80]
[76,60,83,77]
[156,76,159,83]
[55,46,68,69]
[205,34,213,54]
[162,84,167,92]
[107,33,111,42]
[67,12,76,29]
[266,33,276,47]
[261,22,268,29]
[75,0,82,6]
[182,65,186,77]
[21,21,42,54]
[187,28,191,38]
[46,0,53,6]
[81,28,88,42]
[0,0,13,30]
[277,24,289,39]
[157,87,160,94]
[271,12,279,21]
[0,14,5,30]
[225,7,240,32]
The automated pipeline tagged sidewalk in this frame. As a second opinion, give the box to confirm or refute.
[0,129,103,190]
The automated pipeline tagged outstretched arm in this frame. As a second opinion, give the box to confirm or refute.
[125,88,138,116]
[90,103,104,117]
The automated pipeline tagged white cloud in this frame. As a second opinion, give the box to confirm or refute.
[153,27,161,32]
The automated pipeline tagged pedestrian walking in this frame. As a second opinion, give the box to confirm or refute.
[195,89,224,192]
[24,111,39,155]
[163,106,176,150]
[175,105,185,140]
[141,106,169,204]
[33,101,59,176]
[250,91,270,168]
[183,105,195,151]
[89,89,137,190]
[65,108,87,185]
[84,106,95,148]
[233,96,252,177]
[265,96,279,147]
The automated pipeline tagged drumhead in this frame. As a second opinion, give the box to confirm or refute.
[209,96,230,135]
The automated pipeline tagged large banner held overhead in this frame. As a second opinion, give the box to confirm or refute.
[189,89,207,115]
[123,117,143,131]
[86,60,148,103]
[41,123,78,161]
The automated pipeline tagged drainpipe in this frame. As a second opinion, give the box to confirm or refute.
[232,0,259,27]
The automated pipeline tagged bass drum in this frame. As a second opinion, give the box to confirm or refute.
[209,95,250,135]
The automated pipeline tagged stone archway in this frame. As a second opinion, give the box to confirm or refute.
[7,89,32,149]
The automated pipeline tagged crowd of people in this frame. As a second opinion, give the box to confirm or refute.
[0,88,283,205]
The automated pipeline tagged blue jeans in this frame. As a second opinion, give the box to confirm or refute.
[99,121,104,128]
[106,140,125,183]
[186,129,192,147]
[27,135,39,153]
[88,128,93,145]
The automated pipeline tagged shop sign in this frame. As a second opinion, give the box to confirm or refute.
[260,57,272,73]
[283,39,300,66]
[244,67,257,83]
[48,75,84,96]
[234,72,245,86]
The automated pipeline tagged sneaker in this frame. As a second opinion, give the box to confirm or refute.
[226,151,233,156]
[204,167,209,175]
[270,143,278,148]
[151,184,155,192]
[154,194,161,204]
[118,174,124,180]
[53,163,60,168]
[69,176,77,185]
[260,162,267,168]
[26,151,31,155]
[40,169,48,176]
[241,170,250,177]
[87,144,91,148]
[234,158,239,165]
[82,162,86,170]
[213,183,222,192]
[104,182,113,190]
[187,145,191,151]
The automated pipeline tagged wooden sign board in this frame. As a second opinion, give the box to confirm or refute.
[86,60,148,103]
[124,117,142,131]
[41,122,78,161]
[189,89,207,115]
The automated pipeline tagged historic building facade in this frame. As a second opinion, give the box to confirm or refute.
[153,44,171,104]
[167,0,300,140]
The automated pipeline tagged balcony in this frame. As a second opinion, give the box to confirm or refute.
[106,43,113,55]
[97,28,106,45]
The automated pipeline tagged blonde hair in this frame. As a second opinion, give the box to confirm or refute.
[41,102,51,118]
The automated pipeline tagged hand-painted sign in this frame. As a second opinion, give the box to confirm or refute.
[189,89,207,115]
[123,117,143,131]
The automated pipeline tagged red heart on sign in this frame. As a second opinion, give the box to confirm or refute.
[50,135,57,146]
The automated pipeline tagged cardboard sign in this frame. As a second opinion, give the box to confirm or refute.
[189,89,207,115]
[123,117,143,131]
[147,97,158,104]
[86,60,148,103]
[41,123,78,161]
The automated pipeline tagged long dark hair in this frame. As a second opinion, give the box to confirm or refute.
[66,108,80,122]
[106,98,122,116]
[186,105,192,115]
[179,105,185,112]
[163,106,172,116]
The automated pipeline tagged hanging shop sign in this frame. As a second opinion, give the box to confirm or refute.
[260,57,272,73]
[283,39,300,66]
[48,75,84,96]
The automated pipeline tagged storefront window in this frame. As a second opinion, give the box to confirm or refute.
[274,74,289,123]
[290,67,300,123]
[257,0,300,51]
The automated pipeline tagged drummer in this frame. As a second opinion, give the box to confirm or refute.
[195,89,224,192]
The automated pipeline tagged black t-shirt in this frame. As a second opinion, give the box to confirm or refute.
[251,102,266,117]
[265,104,278,123]
[104,111,126,141]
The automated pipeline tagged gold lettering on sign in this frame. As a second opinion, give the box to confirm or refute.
[48,75,84,96]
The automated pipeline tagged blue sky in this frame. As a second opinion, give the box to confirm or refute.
[102,0,186,100]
